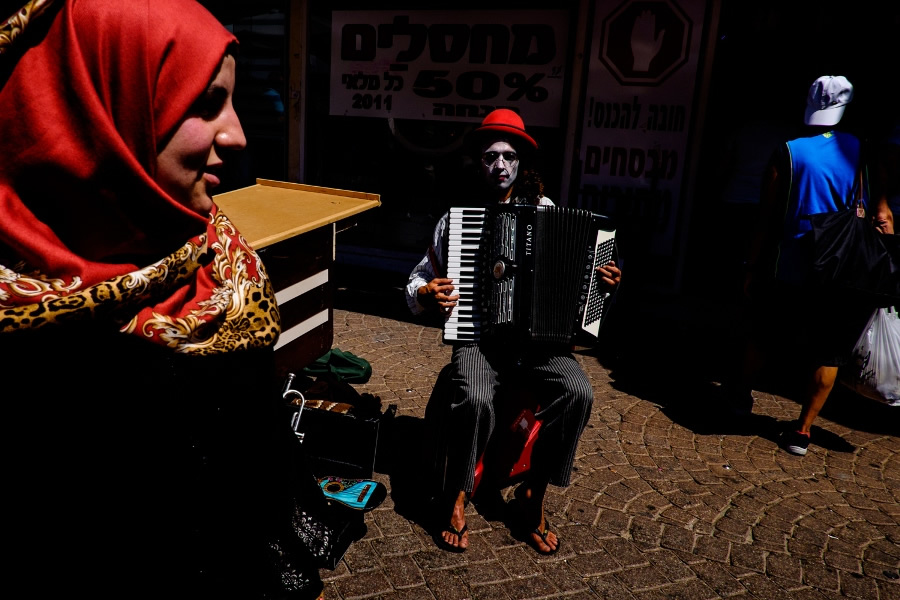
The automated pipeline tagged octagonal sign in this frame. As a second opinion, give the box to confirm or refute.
[600,0,692,86]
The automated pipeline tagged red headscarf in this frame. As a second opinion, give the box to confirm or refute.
[0,0,280,353]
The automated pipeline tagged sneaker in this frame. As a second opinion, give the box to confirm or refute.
[784,430,811,456]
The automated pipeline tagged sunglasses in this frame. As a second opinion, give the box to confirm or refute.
[482,151,518,166]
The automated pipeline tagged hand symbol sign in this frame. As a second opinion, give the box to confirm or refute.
[631,10,665,72]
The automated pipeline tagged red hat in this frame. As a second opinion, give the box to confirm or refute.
[474,109,538,149]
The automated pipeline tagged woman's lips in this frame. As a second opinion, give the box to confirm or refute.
[203,171,221,188]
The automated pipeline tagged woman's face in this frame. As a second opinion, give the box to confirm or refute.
[480,139,519,193]
[155,55,246,213]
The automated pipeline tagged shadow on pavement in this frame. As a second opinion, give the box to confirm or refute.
[592,296,898,441]
[815,384,899,439]
[332,264,415,322]
[375,413,439,531]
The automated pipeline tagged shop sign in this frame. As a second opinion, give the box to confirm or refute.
[575,0,707,261]
[330,10,569,126]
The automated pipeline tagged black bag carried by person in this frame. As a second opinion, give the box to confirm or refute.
[807,168,900,303]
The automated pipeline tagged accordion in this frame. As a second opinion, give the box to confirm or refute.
[443,204,616,345]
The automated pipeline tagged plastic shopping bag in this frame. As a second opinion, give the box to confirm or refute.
[840,306,900,406]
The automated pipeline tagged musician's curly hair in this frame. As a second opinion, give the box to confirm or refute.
[512,168,546,205]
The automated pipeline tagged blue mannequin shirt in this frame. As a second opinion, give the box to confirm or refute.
[775,131,865,284]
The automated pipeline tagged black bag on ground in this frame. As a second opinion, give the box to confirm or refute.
[283,371,394,479]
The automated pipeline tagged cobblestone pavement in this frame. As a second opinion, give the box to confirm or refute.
[313,285,900,600]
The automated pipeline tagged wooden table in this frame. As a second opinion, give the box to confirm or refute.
[215,179,380,375]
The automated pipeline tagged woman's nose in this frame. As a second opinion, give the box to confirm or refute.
[216,106,247,150]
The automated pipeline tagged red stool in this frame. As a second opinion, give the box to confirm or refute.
[472,401,542,497]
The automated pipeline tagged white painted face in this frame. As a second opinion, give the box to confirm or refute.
[480,140,519,193]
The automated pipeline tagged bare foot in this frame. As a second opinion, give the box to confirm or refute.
[529,516,559,554]
[517,484,558,554]
[439,490,469,551]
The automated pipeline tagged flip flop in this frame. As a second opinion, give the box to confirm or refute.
[510,485,559,555]
[529,522,560,555]
[434,522,468,553]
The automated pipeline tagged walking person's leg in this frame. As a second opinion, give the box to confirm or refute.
[785,365,838,455]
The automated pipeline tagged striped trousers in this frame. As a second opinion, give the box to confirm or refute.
[442,342,594,494]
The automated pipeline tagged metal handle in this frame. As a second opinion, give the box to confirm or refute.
[282,372,306,443]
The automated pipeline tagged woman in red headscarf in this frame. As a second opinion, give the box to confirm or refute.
[1,1,321,598]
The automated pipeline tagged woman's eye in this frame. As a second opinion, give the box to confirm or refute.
[193,87,227,119]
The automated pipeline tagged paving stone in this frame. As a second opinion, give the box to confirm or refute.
[735,572,789,598]
[693,535,731,563]
[600,537,652,568]
[372,534,429,557]
[876,580,900,600]
[384,554,428,588]
[689,560,747,597]
[614,564,672,592]
[584,574,641,599]
[374,587,438,600]
[838,571,880,599]
[823,551,863,575]
[862,561,900,582]
[729,543,767,574]
[458,562,511,586]
[629,516,664,548]
[714,516,753,542]
[658,506,698,529]
[343,540,385,573]
[643,577,721,600]
[469,582,513,600]
[568,548,624,577]
[540,560,592,593]
[824,537,864,557]
[596,509,632,536]
[788,539,827,560]
[801,559,841,592]
[494,546,542,578]
[855,507,898,526]
[868,540,900,561]
[499,575,559,600]
[766,553,803,583]
[422,569,472,600]
[335,570,395,599]
[414,548,473,571]
[660,524,695,554]
[644,548,696,583]
[693,521,716,537]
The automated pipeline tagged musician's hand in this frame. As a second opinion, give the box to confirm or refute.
[418,278,458,315]
[595,261,621,293]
